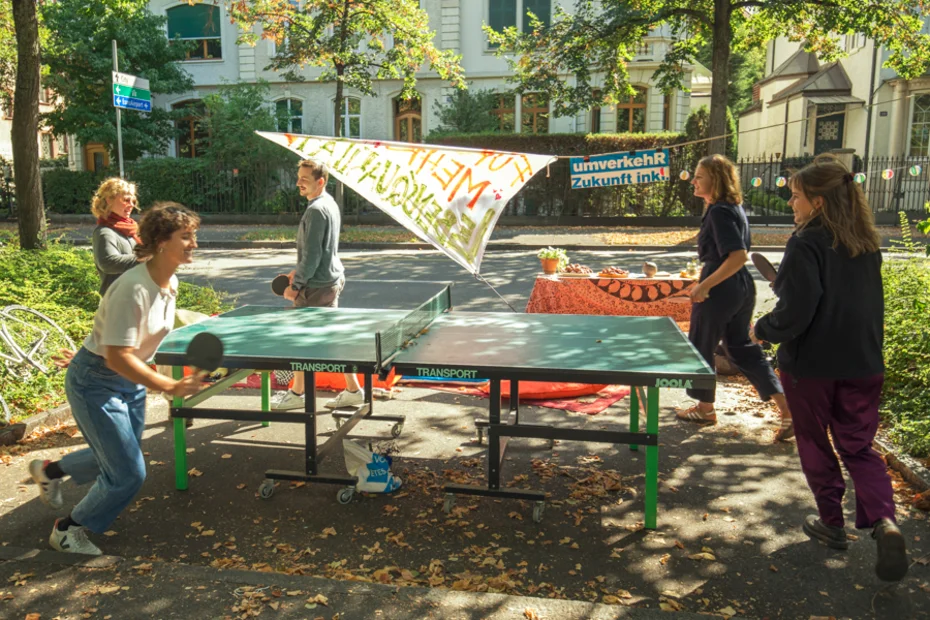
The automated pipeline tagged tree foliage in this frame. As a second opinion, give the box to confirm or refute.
[198,80,295,169]
[228,0,466,139]
[487,0,930,155]
[429,86,503,136]
[40,0,193,160]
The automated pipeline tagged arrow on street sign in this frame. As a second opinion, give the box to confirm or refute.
[112,71,151,113]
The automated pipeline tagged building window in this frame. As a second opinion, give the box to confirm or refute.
[40,133,52,159]
[269,0,299,56]
[521,93,548,134]
[55,135,68,155]
[173,100,208,158]
[276,98,303,134]
[167,4,222,60]
[487,0,550,47]
[394,96,422,142]
[662,95,670,130]
[337,97,361,138]
[909,94,930,157]
[491,94,516,133]
[617,86,647,133]
[590,90,602,134]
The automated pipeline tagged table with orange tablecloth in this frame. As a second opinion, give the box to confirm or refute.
[525,274,696,322]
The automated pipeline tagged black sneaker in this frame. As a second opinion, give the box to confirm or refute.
[802,515,849,550]
[872,518,908,582]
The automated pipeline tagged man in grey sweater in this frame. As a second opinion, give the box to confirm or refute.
[273,159,364,411]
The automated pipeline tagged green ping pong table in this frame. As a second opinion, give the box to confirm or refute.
[155,286,715,527]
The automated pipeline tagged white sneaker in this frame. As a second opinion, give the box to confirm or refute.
[29,460,63,510]
[324,390,365,409]
[49,520,102,556]
[271,390,305,411]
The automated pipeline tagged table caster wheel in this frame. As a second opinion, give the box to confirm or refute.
[532,501,545,523]
[443,493,455,514]
[258,479,275,500]
[335,417,343,429]
[337,487,355,505]
[391,423,403,438]
[476,428,484,445]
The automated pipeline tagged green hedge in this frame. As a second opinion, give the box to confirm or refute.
[745,189,790,214]
[426,131,687,154]
[0,237,233,423]
[881,257,930,457]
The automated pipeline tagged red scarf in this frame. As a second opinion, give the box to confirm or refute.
[98,212,141,244]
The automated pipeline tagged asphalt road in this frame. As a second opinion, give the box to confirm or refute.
[176,248,780,316]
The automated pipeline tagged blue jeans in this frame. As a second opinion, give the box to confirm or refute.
[60,347,147,533]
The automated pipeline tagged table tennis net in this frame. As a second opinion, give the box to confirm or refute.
[376,285,452,369]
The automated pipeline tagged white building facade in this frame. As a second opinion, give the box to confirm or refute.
[69,0,708,170]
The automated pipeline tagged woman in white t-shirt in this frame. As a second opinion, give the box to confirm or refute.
[27,202,203,556]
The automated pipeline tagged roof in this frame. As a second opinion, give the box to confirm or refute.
[806,95,865,105]
[770,62,853,102]
[757,48,820,87]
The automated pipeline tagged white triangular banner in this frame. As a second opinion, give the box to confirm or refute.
[257,131,556,274]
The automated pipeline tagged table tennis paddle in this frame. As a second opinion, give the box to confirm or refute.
[750,252,778,283]
[271,274,290,296]
[186,332,224,378]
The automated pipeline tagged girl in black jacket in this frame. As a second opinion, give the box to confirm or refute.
[754,155,907,582]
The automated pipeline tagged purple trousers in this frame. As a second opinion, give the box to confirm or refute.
[782,371,895,529]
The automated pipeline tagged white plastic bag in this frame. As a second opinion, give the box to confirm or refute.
[342,440,402,493]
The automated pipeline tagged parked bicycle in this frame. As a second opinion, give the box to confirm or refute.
[0,305,76,424]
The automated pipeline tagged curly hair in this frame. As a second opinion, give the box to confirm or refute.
[134,202,200,260]
[697,154,743,207]
[789,154,881,257]
[91,177,137,219]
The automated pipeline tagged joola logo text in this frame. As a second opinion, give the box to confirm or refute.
[290,362,348,373]
[655,378,693,389]
[416,368,478,379]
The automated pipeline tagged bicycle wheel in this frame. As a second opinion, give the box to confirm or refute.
[1,305,77,374]
[0,392,9,425]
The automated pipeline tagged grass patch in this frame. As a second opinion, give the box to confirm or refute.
[240,226,418,243]
[0,236,233,424]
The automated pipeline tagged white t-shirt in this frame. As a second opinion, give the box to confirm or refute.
[83,263,178,363]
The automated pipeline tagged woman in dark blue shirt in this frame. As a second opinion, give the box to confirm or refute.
[677,155,792,440]
[754,155,907,582]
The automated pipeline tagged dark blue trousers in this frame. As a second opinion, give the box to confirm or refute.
[687,269,782,404]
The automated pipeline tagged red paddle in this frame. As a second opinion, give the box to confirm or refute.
[751,252,778,283]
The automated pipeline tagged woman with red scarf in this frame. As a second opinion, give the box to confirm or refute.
[91,178,142,296]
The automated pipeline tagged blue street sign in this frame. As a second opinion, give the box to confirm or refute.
[113,95,152,113]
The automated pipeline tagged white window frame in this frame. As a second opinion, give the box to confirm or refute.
[269,0,300,57]
[335,96,362,138]
[907,92,930,157]
[164,2,225,63]
[485,0,552,52]
[275,97,304,134]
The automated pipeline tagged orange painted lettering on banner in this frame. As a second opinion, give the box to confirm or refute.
[448,167,491,209]
[433,159,466,190]
[415,149,446,174]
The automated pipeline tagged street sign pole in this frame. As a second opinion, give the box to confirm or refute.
[112,39,124,178]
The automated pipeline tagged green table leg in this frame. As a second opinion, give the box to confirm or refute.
[629,385,639,452]
[261,371,270,427]
[172,366,188,491]
[645,386,660,530]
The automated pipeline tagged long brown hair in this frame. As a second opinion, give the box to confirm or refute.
[696,154,742,206]
[789,154,880,256]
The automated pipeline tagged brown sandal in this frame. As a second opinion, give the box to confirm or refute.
[774,417,794,442]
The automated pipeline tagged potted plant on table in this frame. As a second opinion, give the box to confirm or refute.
[537,246,568,274]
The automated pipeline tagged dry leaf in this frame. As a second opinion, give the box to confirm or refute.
[25,615,40,620]
[98,585,121,594]
[718,606,737,617]
[103,530,118,537]
[524,608,541,620]
[321,527,337,537]
[659,553,671,565]
[221,453,232,459]
[307,593,328,606]
[688,553,716,561]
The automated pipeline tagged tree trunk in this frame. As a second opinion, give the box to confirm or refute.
[11,0,44,249]
[708,0,732,157]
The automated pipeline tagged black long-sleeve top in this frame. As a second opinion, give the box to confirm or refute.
[754,222,884,379]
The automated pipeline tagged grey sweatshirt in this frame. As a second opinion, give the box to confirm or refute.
[294,191,344,289]
[92,225,138,296]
